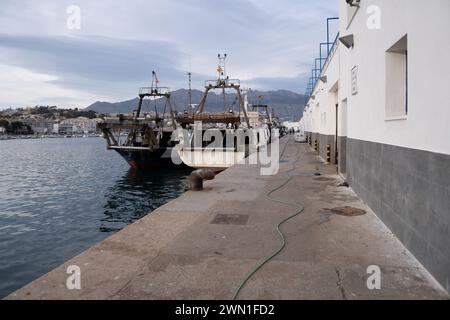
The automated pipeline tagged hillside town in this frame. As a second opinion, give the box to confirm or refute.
[0,106,103,138]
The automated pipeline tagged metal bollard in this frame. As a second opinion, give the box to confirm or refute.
[189,169,215,191]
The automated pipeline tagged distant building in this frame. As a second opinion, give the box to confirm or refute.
[23,119,56,134]
[58,123,74,135]
[61,117,88,134]
[60,117,100,134]
[282,121,301,132]
[88,118,102,133]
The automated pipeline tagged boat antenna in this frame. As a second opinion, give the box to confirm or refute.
[217,53,227,79]
[151,70,160,89]
[187,72,192,109]
[151,70,159,119]
[218,53,227,112]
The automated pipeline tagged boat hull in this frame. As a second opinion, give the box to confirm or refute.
[178,148,247,172]
[177,127,272,171]
[114,147,187,170]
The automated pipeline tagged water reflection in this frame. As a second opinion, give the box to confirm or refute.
[0,138,193,298]
[100,168,191,232]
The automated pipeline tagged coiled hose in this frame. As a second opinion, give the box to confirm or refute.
[232,139,304,300]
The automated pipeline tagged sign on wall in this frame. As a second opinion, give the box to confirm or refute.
[351,66,358,95]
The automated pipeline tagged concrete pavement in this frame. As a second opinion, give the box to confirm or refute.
[7,137,449,299]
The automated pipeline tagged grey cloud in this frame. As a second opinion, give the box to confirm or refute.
[0,0,338,106]
[0,34,186,96]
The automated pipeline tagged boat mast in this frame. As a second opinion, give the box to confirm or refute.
[191,55,251,128]
[218,53,227,112]
[187,72,192,114]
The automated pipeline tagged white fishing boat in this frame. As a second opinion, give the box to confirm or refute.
[176,54,271,172]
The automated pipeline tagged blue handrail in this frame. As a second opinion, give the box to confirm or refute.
[304,17,339,98]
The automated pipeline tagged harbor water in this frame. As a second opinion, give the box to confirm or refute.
[0,137,191,298]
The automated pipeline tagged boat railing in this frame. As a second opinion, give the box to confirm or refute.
[139,87,171,96]
[177,113,241,125]
[204,79,241,88]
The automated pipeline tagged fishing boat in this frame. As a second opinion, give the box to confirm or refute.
[98,72,181,169]
[176,54,271,172]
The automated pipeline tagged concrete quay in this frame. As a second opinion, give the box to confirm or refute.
[6,137,449,300]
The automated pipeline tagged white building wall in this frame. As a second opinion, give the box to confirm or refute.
[317,45,341,137]
[338,0,450,155]
[306,41,341,137]
[302,0,450,293]
[306,0,450,156]
[302,0,450,292]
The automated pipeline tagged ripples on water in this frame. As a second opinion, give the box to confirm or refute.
[0,138,190,298]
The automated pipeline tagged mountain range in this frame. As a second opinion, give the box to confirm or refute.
[86,89,306,121]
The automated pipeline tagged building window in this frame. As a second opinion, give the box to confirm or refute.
[385,35,408,119]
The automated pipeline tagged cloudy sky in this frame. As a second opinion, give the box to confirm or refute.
[0,0,338,108]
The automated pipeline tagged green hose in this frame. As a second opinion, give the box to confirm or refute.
[232,140,304,300]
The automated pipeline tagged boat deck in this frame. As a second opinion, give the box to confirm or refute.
[177,113,241,125]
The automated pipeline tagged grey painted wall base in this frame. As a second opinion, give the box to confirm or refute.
[319,134,336,164]
[338,136,347,175]
[347,138,450,293]
[308,132,319,151]
[305,132,337,165]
